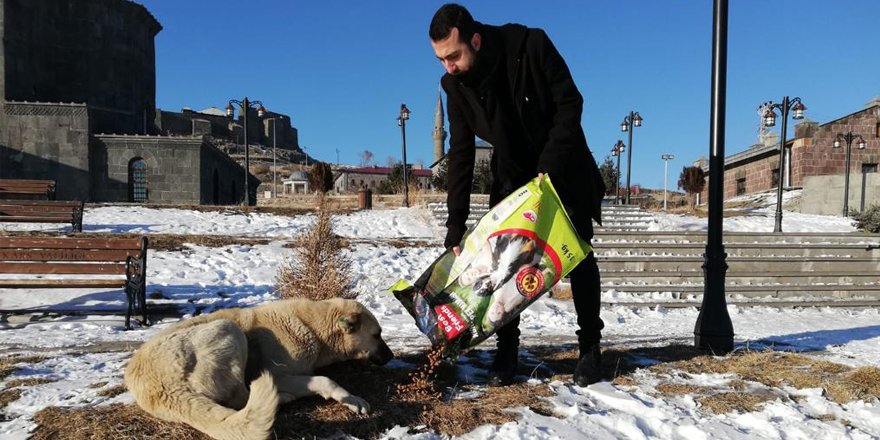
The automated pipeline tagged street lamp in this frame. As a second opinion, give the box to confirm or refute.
[620,110,643,204]
[834,132,867,216]
[695,0,733,355]
[266,116,284,199]
[397,103,411,208]
[227,97,267,206]
[661,154,674,210]
[759,96,806,232]
[611,140,625,204]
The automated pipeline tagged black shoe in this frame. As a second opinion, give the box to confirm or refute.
[572,343,602,386]
[486,347,518,386]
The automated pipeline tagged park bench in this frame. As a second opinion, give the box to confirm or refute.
[0,179,56,199]
[0,236,148,329]
[0,200,84,232]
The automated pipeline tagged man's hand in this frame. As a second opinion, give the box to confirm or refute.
[537,172,545,184]
[452,245,461,256]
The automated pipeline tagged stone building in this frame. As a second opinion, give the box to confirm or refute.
[333,166,433,194]
[699,98,880,214]
[0,0,257,204]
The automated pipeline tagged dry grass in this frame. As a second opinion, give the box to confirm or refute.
[22,344,880,437]
[4,377,57,388]
[622,349,880,415]
[0,389,23,410]
[276,193,357,300]
[29,348,560,440]
[0,355,49,380]
[696,392,775,414]
[97,384,128,398]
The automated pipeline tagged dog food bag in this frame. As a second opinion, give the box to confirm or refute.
[390,175,591,355]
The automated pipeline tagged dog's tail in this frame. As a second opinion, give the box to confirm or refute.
[175,372,279,440]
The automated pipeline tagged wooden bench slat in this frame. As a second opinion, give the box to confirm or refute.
[0,237,141,250]
[0,235,147,329]
[0,262,126,274]
[0,200,80,207]
[0,249,140,261]
[0,216,74,223]
[0,279,125,288]
[0,207,79,213]
[0,249,139,261]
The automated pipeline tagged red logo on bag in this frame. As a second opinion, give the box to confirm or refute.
[522,210,537,223]
[516,267,544,299]
[435,304,466,339]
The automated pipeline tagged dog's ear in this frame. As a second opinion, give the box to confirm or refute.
[337,313,361,334]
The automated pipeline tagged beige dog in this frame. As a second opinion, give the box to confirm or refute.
[124,298,394,440]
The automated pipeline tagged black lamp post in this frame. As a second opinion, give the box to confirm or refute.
[611,140,625,204]
[834,132,867,217]
[759,96,806,232]
[694,0,733,354]
[620,110,643,204]
[397,104,411,208]
[226,97,267,205]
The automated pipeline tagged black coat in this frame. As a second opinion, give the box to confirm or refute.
[441,23,605,248]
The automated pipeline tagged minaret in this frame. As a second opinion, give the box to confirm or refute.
[432,90,447,169]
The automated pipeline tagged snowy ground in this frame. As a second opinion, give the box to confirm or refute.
[1,190,879,439]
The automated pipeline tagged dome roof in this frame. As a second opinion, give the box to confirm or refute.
[289,171,309,181]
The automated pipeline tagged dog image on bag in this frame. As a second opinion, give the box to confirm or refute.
[458,234,541,297]
[124,298,394,440]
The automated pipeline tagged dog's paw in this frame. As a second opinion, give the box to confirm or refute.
[341,395,370,415]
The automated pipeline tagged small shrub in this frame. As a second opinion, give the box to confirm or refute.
[276,194,357,300]
[850,204,880,233]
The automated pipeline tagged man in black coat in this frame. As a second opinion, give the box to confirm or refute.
[429,4,606,387]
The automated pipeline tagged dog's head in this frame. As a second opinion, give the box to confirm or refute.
[335,300,394,365]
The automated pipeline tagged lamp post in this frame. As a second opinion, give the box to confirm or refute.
[226,97,267,206]
[266,116,284,199]
[611,140,625,204]
[397,103,411,208]
[759,96,806,232]
[834,132,867,216]
[661,154,674,210]
[620,110,643,204]
[695,0,733,354]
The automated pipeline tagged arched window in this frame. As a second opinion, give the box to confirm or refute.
[128,158,148,203]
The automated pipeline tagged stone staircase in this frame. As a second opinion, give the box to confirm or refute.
[426,202,653,232]
[593,230,880,303]
[426,202,880,305]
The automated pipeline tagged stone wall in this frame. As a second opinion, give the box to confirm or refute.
[0,101,91,200]
[200,142,257,205]
[700,105,880,205]
[1,0,161,135]
[92,135,204,204]
[801,173,880,215]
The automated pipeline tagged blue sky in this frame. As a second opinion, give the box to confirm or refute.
[140,0,880,190]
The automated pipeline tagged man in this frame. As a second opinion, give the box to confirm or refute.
[429,4,606,387]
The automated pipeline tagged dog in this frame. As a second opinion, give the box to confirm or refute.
[124,298,394,440]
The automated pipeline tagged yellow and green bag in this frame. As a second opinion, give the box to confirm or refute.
[390,175,591,354]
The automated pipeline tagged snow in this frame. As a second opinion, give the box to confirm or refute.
[1,191,878,439]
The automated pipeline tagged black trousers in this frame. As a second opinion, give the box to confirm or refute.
[495,251,604,351]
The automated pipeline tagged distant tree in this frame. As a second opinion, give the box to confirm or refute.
[472,159,493,194]
[308,162,335,193]
[432,159,449,191]
[385,162,405,193]
[358,150,374,167]
[598,156,617,196]
[677,166,706,207]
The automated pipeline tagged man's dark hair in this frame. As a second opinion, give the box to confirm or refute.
[429,3,477,43]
